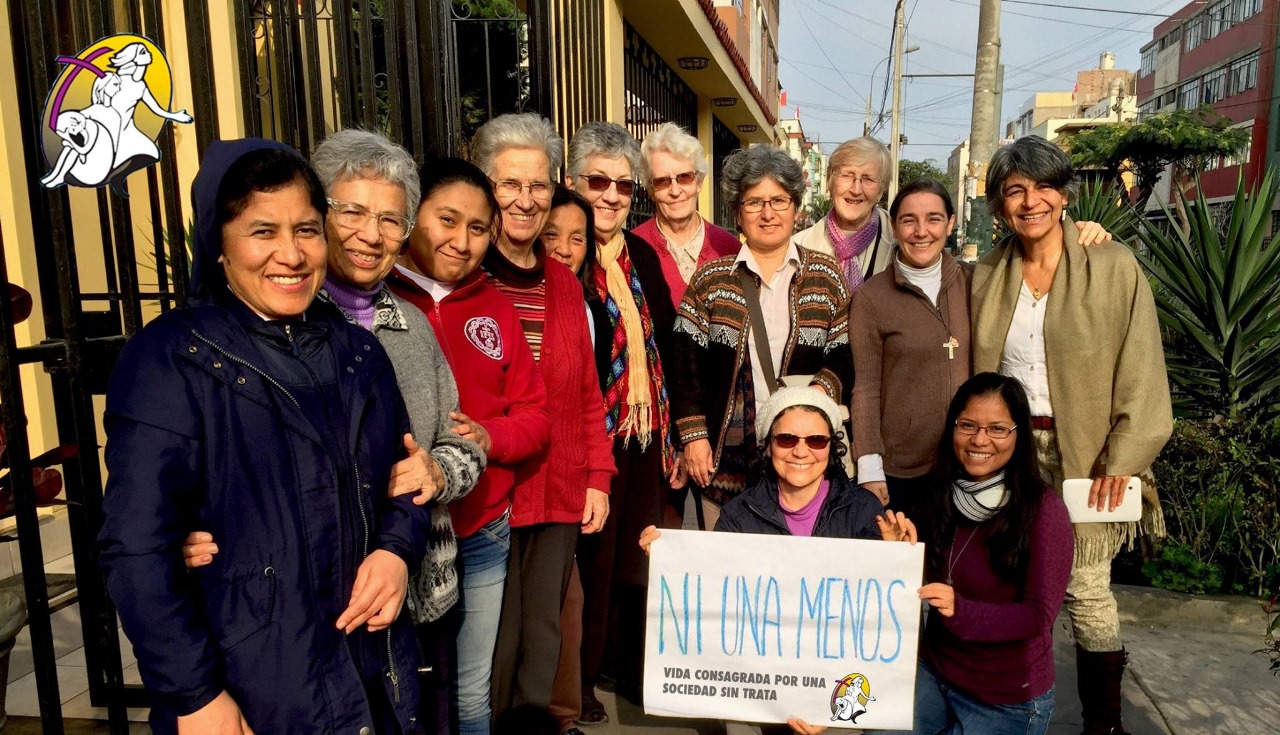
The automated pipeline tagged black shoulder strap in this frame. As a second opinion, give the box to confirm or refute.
[736,265,778,395]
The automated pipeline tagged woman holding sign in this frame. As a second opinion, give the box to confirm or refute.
[642,386,915,735]
[909,372,1073,735]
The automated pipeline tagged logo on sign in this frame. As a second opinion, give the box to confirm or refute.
[39,33,192,191]
[465,317,504,360]
[829,672,875,724]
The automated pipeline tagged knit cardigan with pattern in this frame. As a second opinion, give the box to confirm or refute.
[670,247,853,461]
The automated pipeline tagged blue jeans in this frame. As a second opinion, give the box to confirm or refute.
[456,514,510,735]
[910,661,1053,735]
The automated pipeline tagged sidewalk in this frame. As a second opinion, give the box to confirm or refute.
[583,585,1280,735]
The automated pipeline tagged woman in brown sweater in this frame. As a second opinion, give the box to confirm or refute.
[850,180,1111,521]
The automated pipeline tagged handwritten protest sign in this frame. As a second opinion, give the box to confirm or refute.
[644,530,925,730]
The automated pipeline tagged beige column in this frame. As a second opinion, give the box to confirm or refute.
[697,97,714,220]
[602,0,626,125]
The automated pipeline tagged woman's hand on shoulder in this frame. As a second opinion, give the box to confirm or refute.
[861,481,889,507]
[919,582,956,618]
[639,525,662,557]
[876,511,917,543]
[1075,220,1114,248]
[387,434,444,504]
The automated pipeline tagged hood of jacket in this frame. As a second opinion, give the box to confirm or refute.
[188,138,303,303]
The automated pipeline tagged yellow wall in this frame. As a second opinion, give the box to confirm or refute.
[603,0,627,125]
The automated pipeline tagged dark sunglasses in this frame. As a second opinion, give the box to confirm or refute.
[579,174,637,197]
[650,171,698,190]
[771,433,831,450]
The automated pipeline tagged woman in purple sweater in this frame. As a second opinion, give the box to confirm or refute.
[909,372,1073,735]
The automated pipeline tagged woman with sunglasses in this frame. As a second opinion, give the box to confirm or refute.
[671,146,852,533]
[633,122,741,308]
[567,121,678,722]
[641,385,915,735]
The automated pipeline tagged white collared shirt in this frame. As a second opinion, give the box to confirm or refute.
[394,264,455,303]
[660,217,706,284]
[1000,283,1054,417]
[736,242,801,416]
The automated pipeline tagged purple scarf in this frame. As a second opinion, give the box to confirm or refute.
[826,213,880,291]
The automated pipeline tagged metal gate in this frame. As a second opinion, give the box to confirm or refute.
[2,0,222,731]
[623,21,698,228]
[712,114,743,230]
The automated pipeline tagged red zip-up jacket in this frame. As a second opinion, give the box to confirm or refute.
[487,254,617,527]
[388,266,550,538]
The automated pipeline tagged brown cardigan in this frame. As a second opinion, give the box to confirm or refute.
[850,253,972,478]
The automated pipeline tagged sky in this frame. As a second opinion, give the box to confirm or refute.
[776,0,1196,166]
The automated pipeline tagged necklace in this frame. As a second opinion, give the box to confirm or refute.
[1022,248,1062,301]
[946,527,977,585]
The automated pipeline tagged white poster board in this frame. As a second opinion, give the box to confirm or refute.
[643,530,925,730]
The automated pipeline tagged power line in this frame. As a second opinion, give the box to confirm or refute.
[1000,0,1200,16]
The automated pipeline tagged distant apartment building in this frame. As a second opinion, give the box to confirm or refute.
[1136,0,1275,211]
[947,138,970,243]
[776,112,829,227]
[1007,54,1138,142]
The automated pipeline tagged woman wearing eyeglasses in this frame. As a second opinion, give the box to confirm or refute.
[791,137,896,290]
[640,386,914,735]
[469,114,618,725]
[567,121,678,723]
[633,122,741,308]
[671,146,852,533]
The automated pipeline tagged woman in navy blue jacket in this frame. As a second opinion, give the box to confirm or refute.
[98,139,430,735]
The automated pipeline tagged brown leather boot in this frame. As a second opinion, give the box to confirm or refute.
[1077,644,1131,735]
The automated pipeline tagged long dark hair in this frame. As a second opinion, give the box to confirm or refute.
[546,184,599,297]
[921,372,1047,586]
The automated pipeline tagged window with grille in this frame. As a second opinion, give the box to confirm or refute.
[1185,16,1204,51]
[1140,47,1156,77]
[1202,67,1227,104]
[1228,53,1259,96]
[1180,79,1201,109]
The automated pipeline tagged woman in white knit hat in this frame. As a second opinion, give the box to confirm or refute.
[641,385,915,735]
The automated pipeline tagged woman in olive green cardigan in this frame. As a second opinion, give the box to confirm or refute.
[971,136,1172,735]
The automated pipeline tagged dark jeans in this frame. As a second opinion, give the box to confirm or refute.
[490,522,579,720]
[415,607,459,735]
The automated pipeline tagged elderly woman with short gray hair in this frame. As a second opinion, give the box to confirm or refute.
[671,145,852,531]
[970,135,1172,735]
[792,136,896,290]
[565,120,678,724]
[470,113,618,724]
[634,122,740,308]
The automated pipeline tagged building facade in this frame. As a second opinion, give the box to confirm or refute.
[776,112,828,227]
[1007,54,1137,142]
[1136,0,1275,209]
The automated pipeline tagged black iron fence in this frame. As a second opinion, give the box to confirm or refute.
[712,114,743,231]
[623,22,698,228]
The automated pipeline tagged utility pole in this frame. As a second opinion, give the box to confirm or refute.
[965,0,1000,255]
[888,0,907,201]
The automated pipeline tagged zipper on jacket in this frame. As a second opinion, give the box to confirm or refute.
[283,323,302,357]
[353,460,371,555]
[190,331,301,409]
[385,630,401,703]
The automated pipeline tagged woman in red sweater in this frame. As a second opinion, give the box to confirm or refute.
[469,113,617,724]
[907,372,1073,735]
[387,157,551,735]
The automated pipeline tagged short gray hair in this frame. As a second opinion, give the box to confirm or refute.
[311,129,420,213]
[721,145,805,209]
[826,136,892,190]
[639,122,708,186]
[985,135,1079,217]
[470,112,564,181]
[567,122,641,179]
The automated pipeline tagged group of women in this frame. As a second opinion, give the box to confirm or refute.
[98,115,1171,735]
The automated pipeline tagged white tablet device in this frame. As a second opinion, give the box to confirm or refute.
[1062,477,1143,524]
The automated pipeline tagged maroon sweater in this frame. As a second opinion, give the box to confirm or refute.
[922,491,1073,705]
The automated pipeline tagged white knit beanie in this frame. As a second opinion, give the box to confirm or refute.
[754,385,845,441]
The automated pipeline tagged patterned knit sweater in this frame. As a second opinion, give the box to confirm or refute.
[670,247,853,461]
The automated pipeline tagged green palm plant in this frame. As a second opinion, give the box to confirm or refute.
[1136,169,1280,419]
[1068,179,1140,243]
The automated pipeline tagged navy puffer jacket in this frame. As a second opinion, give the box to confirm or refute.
[714,474,884,540]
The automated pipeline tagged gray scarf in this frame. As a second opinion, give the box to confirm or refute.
[952,472,1009,522]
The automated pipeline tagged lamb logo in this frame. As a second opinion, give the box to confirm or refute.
[465,317,504,360]
[829,673,875,723]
